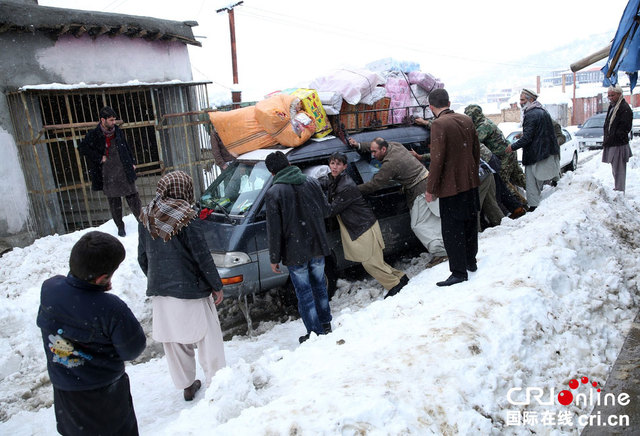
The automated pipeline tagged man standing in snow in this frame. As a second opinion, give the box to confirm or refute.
[602,84,633,192]
[37,231,146,435]
[318,152,409,299]
[265,151,333,343]
[79,106,141,237]
[426,88,481,287]
[463,104,527,218]
[348,136,447,264]
[505,89,560,212]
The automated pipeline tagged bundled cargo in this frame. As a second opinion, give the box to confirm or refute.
[209,106,277,155]
[288,88,332,138]
[255,93,315,147]
[309,68,386,106]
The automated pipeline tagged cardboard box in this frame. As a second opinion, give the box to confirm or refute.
[338,97,391,130]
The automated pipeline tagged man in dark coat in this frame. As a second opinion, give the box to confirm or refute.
[79,106,141,237]
[318,152,408,299]
[602,84,633,192]
[265,151,332,343]
[505,89,560,212]
[37,231,145,435]
[426,89,481,287]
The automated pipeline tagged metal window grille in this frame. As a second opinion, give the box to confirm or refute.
[6,82,221,238]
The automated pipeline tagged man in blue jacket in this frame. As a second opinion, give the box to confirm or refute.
[265,151,332,343]
[506,89,560,212]
[37,231,146,435]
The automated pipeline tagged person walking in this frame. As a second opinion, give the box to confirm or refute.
[505,89,560,212]
[37,231,146,435]
[348,136,447,263]
[318,152,409,299]
[602,84,633,192]
[138,171,226,402]
[265,151,333,343]
[426,89,481,287]
[79,106,141,237]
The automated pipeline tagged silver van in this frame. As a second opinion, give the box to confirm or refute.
[198,125,431,298]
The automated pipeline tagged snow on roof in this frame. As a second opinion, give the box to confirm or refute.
[18,79,211,92]
[0,1,201,47]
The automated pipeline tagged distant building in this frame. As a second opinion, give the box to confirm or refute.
[542,66,604,87]
[0,0,216,250]
[486,88,513,105]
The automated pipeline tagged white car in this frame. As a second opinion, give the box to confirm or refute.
[632,108,640,137]
[506,127,579,172]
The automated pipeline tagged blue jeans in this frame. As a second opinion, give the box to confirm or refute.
[288,256,332,335]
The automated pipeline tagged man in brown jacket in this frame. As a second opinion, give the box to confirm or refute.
[426,89,481,286]
[348,137,446,260]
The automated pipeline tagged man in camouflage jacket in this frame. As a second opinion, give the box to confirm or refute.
[464,105,526,198]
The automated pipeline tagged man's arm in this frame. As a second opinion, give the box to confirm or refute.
[109,299,146,361]
[510,113,536,151]
[358,160,398,195]
[265,191,283,265]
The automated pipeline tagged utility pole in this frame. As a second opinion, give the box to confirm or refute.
[217,1,243,108]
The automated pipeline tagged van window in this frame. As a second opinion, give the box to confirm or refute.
[200,161,270,215]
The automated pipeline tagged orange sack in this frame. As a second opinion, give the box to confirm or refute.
[255,94,315,147]
[209,107,277,155]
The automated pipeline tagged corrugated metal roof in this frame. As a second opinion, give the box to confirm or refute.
[0,1,202,47]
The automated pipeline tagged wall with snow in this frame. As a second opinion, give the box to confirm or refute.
[36,35,193,84]
[0,31,194,247]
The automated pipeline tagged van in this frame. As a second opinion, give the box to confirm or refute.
[197,125,431,299]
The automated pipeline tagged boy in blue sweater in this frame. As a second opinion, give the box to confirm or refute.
[37,231,146,435]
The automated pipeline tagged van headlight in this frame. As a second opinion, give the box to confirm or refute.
[211,252,252,267]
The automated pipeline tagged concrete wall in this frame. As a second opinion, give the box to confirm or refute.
[0,31,193,248]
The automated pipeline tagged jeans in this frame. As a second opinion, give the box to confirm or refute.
[288,256,332,335]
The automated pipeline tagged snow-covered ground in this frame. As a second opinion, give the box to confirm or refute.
[1,144,639,435]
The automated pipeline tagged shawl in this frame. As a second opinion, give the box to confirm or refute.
[140,171,197,242]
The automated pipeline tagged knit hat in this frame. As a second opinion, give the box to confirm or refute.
[521,89,538,100]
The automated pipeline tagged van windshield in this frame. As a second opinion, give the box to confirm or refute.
[583,116,605,129]
[200,161,270,215]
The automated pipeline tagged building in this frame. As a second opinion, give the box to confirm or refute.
[0,0,218,250]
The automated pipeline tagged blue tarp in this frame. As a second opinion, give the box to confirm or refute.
[602,0,640,91]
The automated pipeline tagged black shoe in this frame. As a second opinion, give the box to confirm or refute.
[467,263,477,272]
[299,333,311,344]
[183,379,201,401]
[384,280,405,299]
[436,274,467,287]
[117,227,126,237]
[527,206,536,212]
[399,274,409,286]
[322,322,332,334]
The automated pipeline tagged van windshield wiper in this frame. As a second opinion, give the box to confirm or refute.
[208,198,233,223]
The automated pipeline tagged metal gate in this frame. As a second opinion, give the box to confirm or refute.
[6,82,220,238]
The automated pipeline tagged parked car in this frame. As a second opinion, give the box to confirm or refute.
[197,125,430,299]
[505,127,579,172]
[632,108,640,137]
[574,112,606,150]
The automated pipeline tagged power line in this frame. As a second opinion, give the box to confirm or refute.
[238,5,567,71]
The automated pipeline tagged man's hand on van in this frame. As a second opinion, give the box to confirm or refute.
[348,138,359,149]
[212,289,223,305]
[271,263,282,274]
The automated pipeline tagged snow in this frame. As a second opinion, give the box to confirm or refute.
[1,143,640,434]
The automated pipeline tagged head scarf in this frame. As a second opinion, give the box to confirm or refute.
[607,85,624,130]
[140,171,197,242]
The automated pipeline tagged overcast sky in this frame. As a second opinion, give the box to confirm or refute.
[41,0,629,101]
